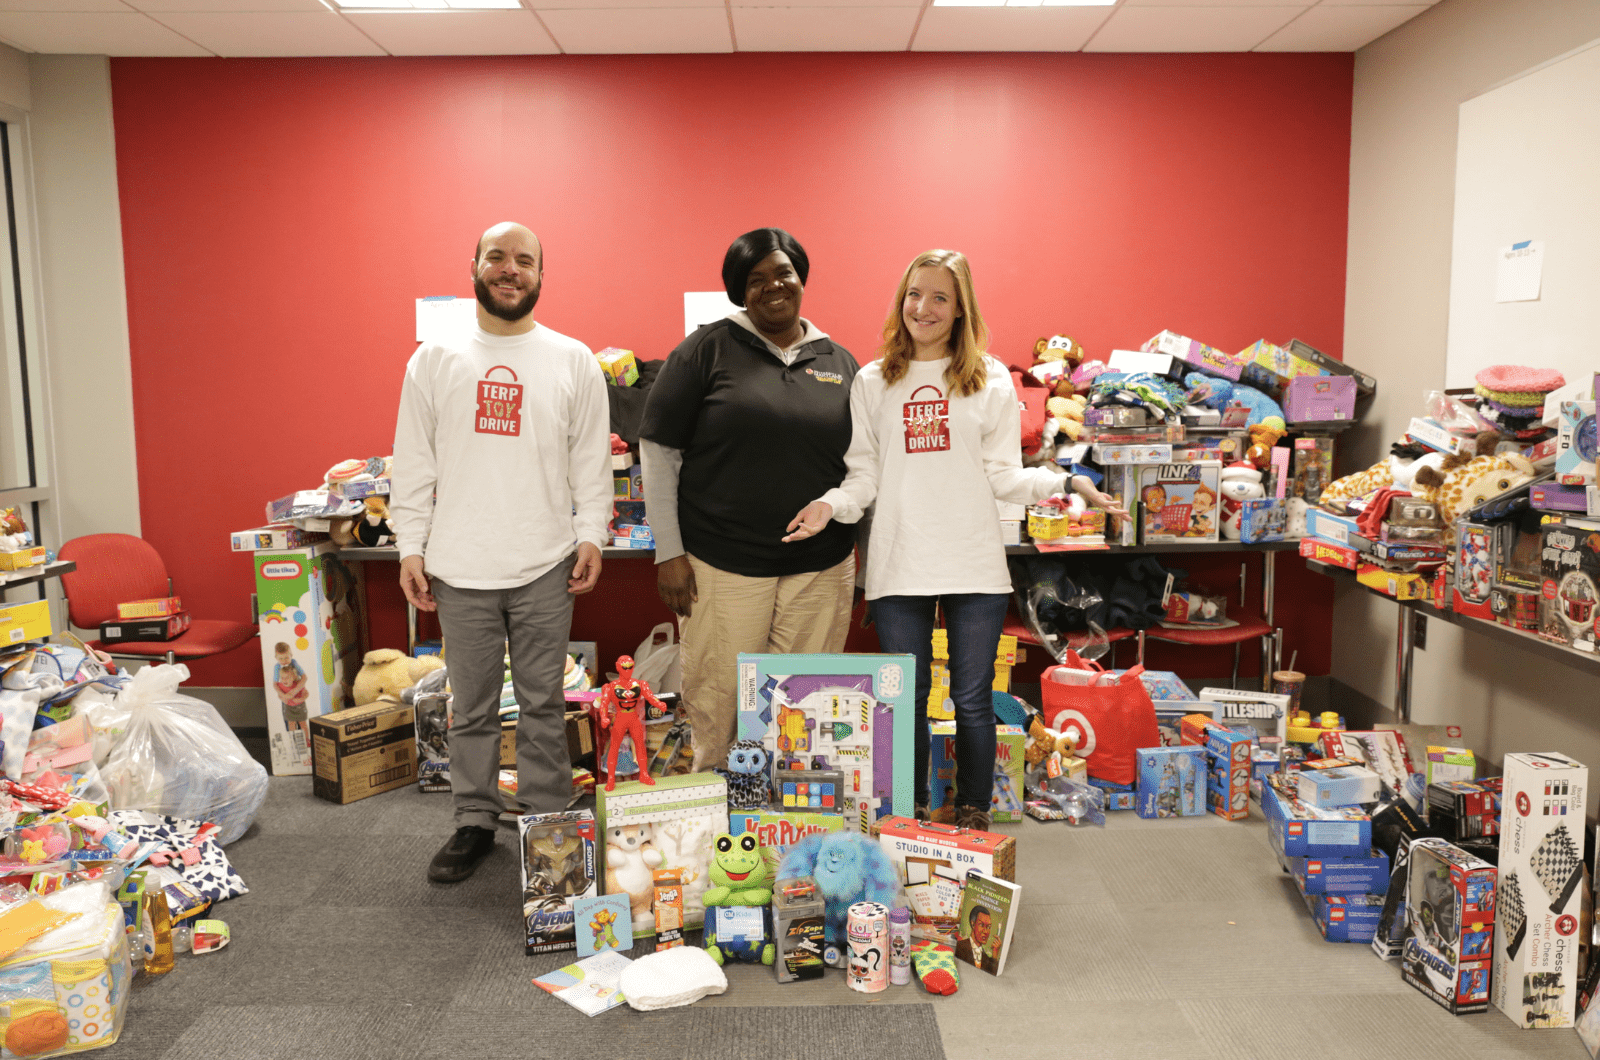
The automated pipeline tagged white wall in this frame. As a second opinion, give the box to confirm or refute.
[27,56,140,545]
[0,44,27,113]
[1339,0,1600,803]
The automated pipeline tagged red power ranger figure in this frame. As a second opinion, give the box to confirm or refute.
[598,655,665,791]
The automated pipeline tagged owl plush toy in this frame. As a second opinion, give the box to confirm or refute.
[714,740,772,811]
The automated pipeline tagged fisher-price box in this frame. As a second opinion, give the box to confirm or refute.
[253,543,367,775]
[1136,745,1205,818]
[737,653,916,826]
[1492,752,1588,1028]
[1136,462,1222,544]
[875,816,1015,946]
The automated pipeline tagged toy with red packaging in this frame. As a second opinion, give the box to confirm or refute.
[874,816,1015,945]
[1539,515,1600,653]
[1492,752,1588,1028]
[1402,838,1496,1014]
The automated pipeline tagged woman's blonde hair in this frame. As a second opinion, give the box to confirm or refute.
[879,249,989,397]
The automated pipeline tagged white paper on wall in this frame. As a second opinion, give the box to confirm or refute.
[1494,240,1544,302]
[415,296,477,343]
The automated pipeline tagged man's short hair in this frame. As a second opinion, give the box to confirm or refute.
[968,904,991,928]
[721,227,809,307]
[474,231,543,268]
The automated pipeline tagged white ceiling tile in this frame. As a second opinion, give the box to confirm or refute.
[1120,0,1304,5]
[0,0,128,11]
[130,0,326,11]
[537,6,730,51]
[1084,5,1301,51]
[345,9,556,52]
[913,5,1110,51]
[732,0,916,6]
[734,6,917,51]
[536,0,721,8]
[1318,0,1436,6]
[0,9,209,49]
[151,9,385,52]
[1255,3,1426,50]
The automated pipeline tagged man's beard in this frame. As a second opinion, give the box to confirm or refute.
[474,274,541,322]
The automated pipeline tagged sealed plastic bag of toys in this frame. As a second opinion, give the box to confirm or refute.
[95,665,268,845]
[1024,777,1106,826]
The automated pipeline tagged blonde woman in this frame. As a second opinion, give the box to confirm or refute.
[785,250,1123,829]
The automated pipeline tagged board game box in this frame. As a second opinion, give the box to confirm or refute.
[1135,462,1222,544]
[876,816,1016,945]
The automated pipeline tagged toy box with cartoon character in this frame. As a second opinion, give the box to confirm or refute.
[1135,462,1222,544]
[596,773,728,934]
[1310,892,1385,943]
[1136,745,1205,818]
[1293,436,1335,503]
[874,816,1015,945]
[1556,400,1596,486]
[1290,850,1390,895]
[1451,522,1498,620]
[1142,330,1242,381]
[1239,497,1289,543]
[927,723,1026,824]
[1295,764,1381,809]
[1163,591,1226,625]
[1204,726,1252,821]
[737,653,916,826]
[519,809,598,954]
[1492,752,1588,1028]
[1402,838,1496,1015]
[253,543,368,776]
[1088,777,1137,810]
[730,810,844,874]
[1540,515,1600,653]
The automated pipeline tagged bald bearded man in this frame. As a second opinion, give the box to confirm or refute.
[391,222,611,883]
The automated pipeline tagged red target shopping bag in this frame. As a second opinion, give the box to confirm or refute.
[1039,651,1159,787]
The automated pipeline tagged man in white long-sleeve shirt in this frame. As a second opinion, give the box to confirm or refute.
[391,222,611,884]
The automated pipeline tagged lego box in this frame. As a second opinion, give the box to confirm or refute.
[1310,893,1385,943]
[875,816,1015,945]
[1136,462,1222,544]
[1136,745,1205,818]
[1291,850,1391,896]
[1296,765,1381,809]
[1205,727,1252,821]
[1403,838,1496,1015]
[737,653,917,826]
[519,810,597,954]
[309,701,417,804]
[1264,776,1373,859]
[1492,752,1588,1028]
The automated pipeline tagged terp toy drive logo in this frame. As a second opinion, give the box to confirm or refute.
[903,385,950,454]
[477,365,523,436]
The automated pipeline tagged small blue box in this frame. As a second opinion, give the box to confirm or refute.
[1136,746,1205,818]
[1308,893,1383,942]
[1304,507,1364,548]
[1294,764,1382,808]
[1088,777,1137,811]
[1290,850,1391,895]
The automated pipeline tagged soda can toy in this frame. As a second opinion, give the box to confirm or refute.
[846,901,889,994]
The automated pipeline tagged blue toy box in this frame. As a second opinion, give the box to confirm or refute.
[1136,746,1205,818]
[1308,893,1384,942]
[737,654,916,826]
[1263,776,1373,859]
[1205,727,1253,821]
[1290,850,1391,895]
[1088,777,1137,811]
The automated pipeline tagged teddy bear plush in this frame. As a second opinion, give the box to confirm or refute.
[351,648,445,706]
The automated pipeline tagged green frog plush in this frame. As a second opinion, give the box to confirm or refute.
[702,832,775,966]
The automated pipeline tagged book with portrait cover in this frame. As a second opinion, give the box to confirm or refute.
[954,871,1020,977]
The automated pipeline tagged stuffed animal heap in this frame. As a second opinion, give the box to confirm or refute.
[352,649,445,706]
[714,740,773,811]
[1319,441,1449,512]
[702,832,776,966]
[1412,433,1538,545]
[776,831,900,966]
[1182,372,1286,432]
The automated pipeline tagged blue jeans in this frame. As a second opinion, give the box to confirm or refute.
[871,593,1009,810]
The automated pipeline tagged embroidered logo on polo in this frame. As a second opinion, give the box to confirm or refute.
[806,368,844,385]
[476,366,523,436]
[903,385,950,454]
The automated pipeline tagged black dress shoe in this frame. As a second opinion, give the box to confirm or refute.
[427,825,496,883]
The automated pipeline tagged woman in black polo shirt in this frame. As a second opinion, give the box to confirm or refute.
[640,228,858,773]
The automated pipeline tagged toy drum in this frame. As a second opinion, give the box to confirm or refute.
[846,902,889,994]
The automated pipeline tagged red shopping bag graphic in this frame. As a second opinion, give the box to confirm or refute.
[476,366,523,436]
[904,385,950,454]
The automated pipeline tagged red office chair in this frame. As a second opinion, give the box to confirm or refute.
[58,534,257,666]
[1137,562,1278,690]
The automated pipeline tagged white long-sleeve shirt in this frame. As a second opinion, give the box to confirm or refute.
[819,355,1066,600]
[390,322,612,589]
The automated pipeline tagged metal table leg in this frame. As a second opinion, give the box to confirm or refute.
[1394,602,1415,724]
[407,601,418,655]
[1261,550,1279,686]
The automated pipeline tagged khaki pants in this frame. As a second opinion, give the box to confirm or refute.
[679,552,855,772]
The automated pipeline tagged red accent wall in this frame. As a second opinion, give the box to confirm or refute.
[110,52,1351,689]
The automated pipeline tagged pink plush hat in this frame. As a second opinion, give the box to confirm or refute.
[1475,365,1565,393]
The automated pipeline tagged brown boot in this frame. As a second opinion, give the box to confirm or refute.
[954,805,992,832]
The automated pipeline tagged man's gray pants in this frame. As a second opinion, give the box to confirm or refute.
[431,557,574,831]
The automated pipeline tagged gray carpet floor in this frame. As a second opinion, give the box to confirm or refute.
[87,768,1598,1060]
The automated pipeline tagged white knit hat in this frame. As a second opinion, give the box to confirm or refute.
[619,947,729,1011]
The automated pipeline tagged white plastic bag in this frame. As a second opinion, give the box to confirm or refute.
[98,665,269,846]
[632,622,681,695]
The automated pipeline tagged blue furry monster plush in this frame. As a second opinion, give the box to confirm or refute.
[714,740,773,811]
[1183,371,1286,430]
[775,831,899,960]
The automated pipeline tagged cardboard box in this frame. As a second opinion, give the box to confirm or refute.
[1492,752,1588,1028]
[0,599,52,646]
[1311,893,1385,943]
[1540,515,1600,652]
[115,596,182,620]
[1282,338,1377,395]
[230,525,329,552]
[1238,339,1324,387]
[1264,776,1373,859]
[1205,727,1252,821]
[1285,375,1357,423]
[1356,566,1430,601]
[1427,779,1502,841]
[737,653,917,825]
[595,347,639,388]
[310,701,418,804]
[596,773,728,933]
[99,612,191,644]
[1296,764,1381,808]
[1406,417,1475,457]
[254,543,368,775]
[1136,462,1222,544]
[1531,482,1589,512]
[1088,777,1137,811]
[928,723,1026,824]
[1238,498,1289,543]
[1425,746,1475,786]
[875,816,1016,945]
[1300,536,1360,570]
[520,810,597,954]
[1291,851,1390,895]
[1136,745,1205,818]
[0,546,46,572]
[1092,444,1172,465]
[1555,401,1596,486]
[1404,838,1496,1015]
[1304,506,1362,546]
[1142,330,1242,381]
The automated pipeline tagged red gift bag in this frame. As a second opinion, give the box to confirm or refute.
[1038,651,1159,787]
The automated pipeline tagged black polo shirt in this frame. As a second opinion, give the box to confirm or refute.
[641,318,858,578]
